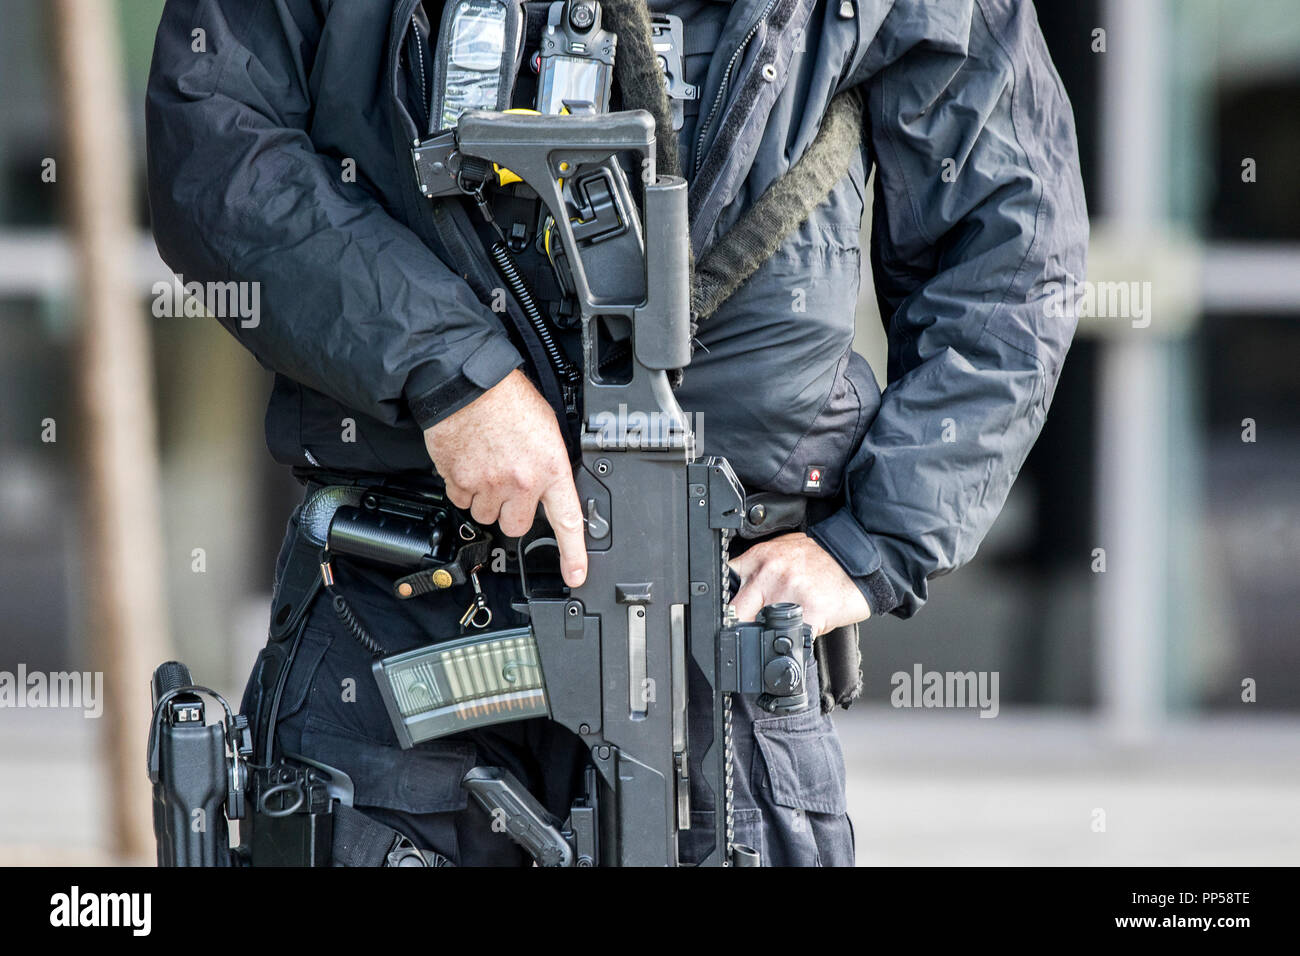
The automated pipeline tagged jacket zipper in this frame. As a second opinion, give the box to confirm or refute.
[409,18,431,134]
[692,0,779,177]
[389,0,431,224]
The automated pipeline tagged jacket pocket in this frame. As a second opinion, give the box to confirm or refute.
[768,345,880,497]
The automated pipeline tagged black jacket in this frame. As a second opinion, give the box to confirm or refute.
[146,0,1087,617]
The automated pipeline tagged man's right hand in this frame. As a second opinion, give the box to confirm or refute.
[423,369,587,588]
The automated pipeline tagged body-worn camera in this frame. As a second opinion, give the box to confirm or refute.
[535,0,616,115]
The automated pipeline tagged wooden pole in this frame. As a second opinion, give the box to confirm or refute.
[52,0,172,862]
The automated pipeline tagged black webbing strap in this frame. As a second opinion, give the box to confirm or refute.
[332,804,399,867]
[815,623,863,713]
[690,86,865,324]
[332,803,454,867]
[392,536,492,598]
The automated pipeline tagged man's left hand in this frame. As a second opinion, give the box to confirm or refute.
[729,532,871,637]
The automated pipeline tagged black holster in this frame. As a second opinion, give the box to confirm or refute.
[815,624,863,713]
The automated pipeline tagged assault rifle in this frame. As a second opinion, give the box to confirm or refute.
[388,107,812,866]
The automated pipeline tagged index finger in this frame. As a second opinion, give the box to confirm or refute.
[540,474,588,588]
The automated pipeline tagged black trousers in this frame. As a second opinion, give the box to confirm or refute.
[243,499,855,866]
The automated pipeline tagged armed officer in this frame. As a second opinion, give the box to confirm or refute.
[146,0,1086,866]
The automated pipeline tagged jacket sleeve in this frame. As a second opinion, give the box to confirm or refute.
[145,0,522,430]
[809,0,1088,617]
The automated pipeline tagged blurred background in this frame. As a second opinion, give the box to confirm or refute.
[0,0,1296,865]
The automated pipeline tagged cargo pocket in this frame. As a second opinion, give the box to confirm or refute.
[751,703,853,866]
[277,627,333,721]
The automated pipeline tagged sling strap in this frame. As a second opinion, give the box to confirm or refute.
[600,0,683,179]
[691,86,864,323]
[598,1,865,330]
